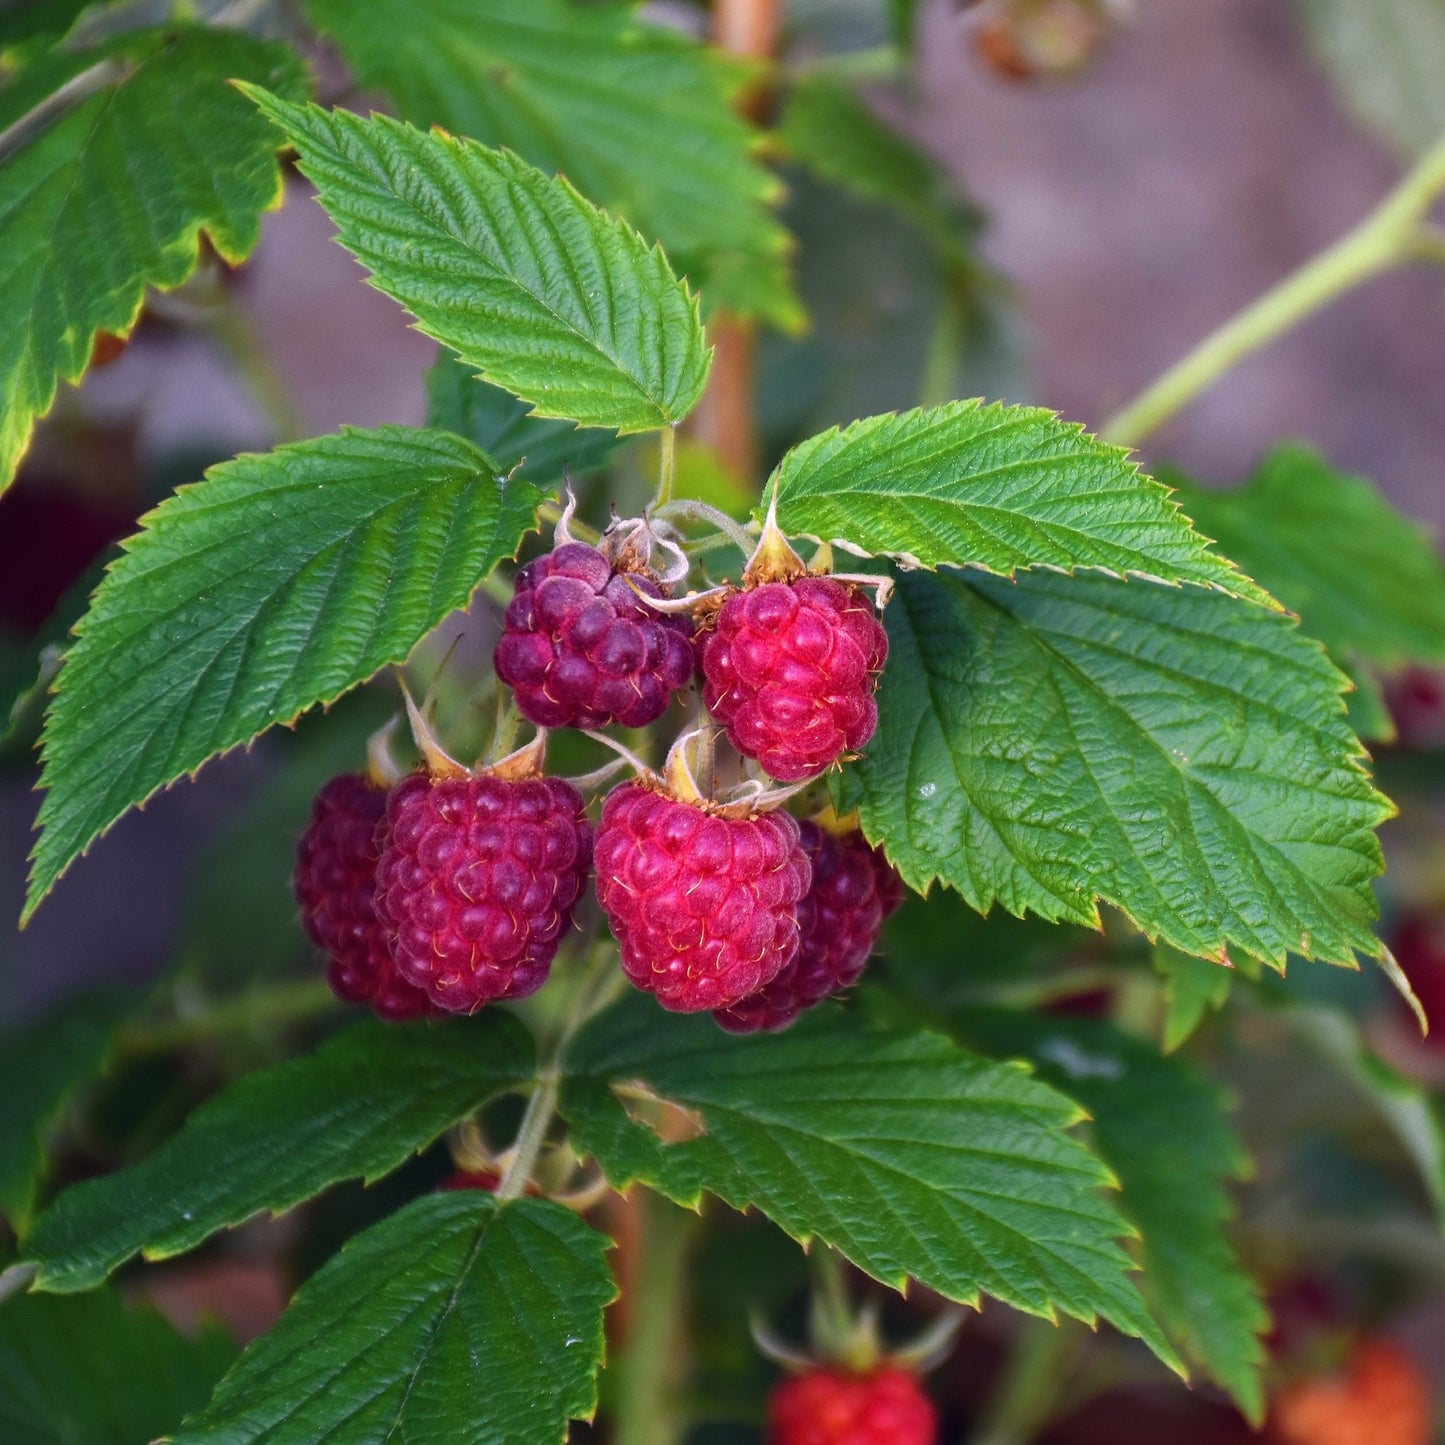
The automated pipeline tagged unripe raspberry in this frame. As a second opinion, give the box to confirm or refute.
[494,541,694,730]
[292,773,432,1022]
[700,576,888,782]
[374,771,592,1013]
[716,824,902,1033]
[767,1365,937,1445]
[594,781,812,1012]
[1269,1338,1432,1445]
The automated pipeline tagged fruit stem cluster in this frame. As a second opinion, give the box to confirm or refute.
[1102,129,1445,449]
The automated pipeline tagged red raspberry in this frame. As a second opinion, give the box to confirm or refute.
[1269,1338,1432,1445]
[767,1365,937,1445]
[594,781,812,1012]
[494,541,695,729]
[700,577,888,782]
[716,824,900,1033]
[374,771,592,1013]
[440,1169,501,1192]
[292,774,432,1022]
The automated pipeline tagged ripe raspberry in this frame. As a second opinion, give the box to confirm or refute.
[700,577,888,782]
[716,824,900,1033]
[767,1365,937,1445]
[594,781,812,1012]
[494,541,694,729]
[292,773,432,1022]
[1269,1338,1432,1445]
[374,771,592,1013]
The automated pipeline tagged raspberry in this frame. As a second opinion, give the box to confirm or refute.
[700,576,888,782]
[1269,1338,1432,1445]
[374,771,592,1013]
[292,773,432,1022]
[440,1169,501,1192]
[767,1365,937,1445]
[594,781,812,1012]
[494,541,694,730]
[1388,909,1445,1044]
[716,824,900,1033]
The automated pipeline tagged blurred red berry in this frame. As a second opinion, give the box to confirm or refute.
[1269,1338,1432,1445]
[768,1365,937,1445]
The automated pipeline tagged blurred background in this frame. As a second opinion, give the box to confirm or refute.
[4,1,1445,1441]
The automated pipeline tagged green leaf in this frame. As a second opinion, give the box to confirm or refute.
[962,1012,1267,1419]
[561,998,1179,1368]
[0,1287,235,1445]
[0,27,306,492]
[26,425,541,918]
[1154,947,1235,1053]
[300,0,799,329]
[244,91,712,433]
[764,403,1270,599]
[23,1014,534,1292]
[1168,446,1445,740]
[777,69,978,263]
[839,567,1389,971]
[1285,1007,1445,1221]
[169,1194,614,1445]
[0,988,134,1234]
[1294,0,1445,155]
[426,351,622,485]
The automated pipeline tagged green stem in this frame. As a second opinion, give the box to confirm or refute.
[967,1318,1079,1445]
[496,947,625,1201]
[118,977,340,1055]
[613,1194,699,1445]
[656,425,677,508]
[1102,132,1445,449]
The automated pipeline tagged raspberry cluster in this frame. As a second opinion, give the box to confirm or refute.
[595,782,813,1012]
[374,771,592,1013]
[767,1365,937,1445]
[716,823,903,1034]
[700,576,888,782]
[494,542,694,730]
[292,774,432,1021]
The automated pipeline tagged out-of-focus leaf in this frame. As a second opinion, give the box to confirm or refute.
[0,988,134,1233]
[1294,0,1445,155]
[0,1286,235,1445]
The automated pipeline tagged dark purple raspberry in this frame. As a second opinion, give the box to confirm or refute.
[373,771,592,1013]
[494,542,695,730]
[699,576,888,782]
[594,781,812,1012]
[292,774,432,1022]
[715,824,897,1033]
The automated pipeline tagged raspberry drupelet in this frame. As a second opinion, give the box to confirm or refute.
[715,823,904,1034]
[494,541,694,730]
[594,780,812,1013]
[700,575,888,782]
[292,772,432,1022]
[767,1365,937,1445]
[374,769,592,1014]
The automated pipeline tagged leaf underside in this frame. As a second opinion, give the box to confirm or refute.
[244,91,713,433]
[562,998,1180,1369]
[0,27,306,493]
[839,566,1389,971]
[764,402,1272,600]
[23,1014,534,1292]
[168,1194,615,1445]
[27,425,541,918]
